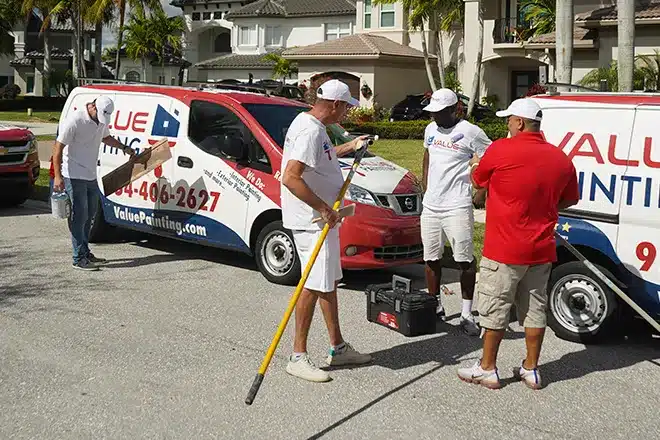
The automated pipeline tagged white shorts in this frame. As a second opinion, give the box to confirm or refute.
[292,227,342,293]
[421,206,474,263]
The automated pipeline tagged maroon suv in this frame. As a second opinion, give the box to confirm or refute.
[0,124,40,206]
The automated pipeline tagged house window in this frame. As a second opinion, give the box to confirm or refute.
[126,71,140,82]
[239,25,257,46]
[325,22,351,40]
[214,33,231,52]
[26,74,34,93]
[192,12,200,20]
[213,11,222,19]
[203,12,211,20]
[364,0,372,29]
[380,3,395,27]
[265,25,282,46]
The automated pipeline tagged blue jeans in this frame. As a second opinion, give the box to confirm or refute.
[63,178,99,264]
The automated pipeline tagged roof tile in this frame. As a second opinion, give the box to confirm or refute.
[282,33,431,58]
[575,0,660,22]
[195,49,287,69]
[225,0,355,19]
[528,27,597,44]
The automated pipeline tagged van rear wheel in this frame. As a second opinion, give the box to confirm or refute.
[547,261,618,344]
[254,220,300,286]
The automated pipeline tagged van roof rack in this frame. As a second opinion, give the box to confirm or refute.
[76,77,275,97]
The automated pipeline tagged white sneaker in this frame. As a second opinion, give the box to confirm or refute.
[326,342,372,367]
[513,362,543,390]
[457,360,501,389]
[460,314,481,336]
[286,354,331,382]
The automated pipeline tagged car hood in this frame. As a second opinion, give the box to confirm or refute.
[338,155,422,195]
[0,123,33,141]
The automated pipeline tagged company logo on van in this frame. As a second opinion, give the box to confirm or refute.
[148,105,181,148]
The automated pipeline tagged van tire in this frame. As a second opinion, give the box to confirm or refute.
[89,198,113,243]
[547,261,618,344]
[254,220,301,286]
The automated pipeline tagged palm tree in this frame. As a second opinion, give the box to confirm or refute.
[112,0,162,80]
[466,0,483,117]
[0,0,21,55]
[636,50,660,90]
[555,0,573,89]
[123,11,154,81]
[86,0,116,78]
[148,8,184,82]
[578,60,645,91]
[21,0,60,95]
[520,0,555,36]
[262,53,298,84]
[617,0,635,92]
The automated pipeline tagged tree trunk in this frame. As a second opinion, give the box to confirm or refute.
[95,21,103,78]
[71,16,80,78]
[431,15,446,88]
[419,21,437,91]
[617,0,635,92]
[42,8,51,97]
[467,0,483,117]
[142,58,147,83]
[115,0,126,79]
[79,6,87,78]
[555,0,574,91]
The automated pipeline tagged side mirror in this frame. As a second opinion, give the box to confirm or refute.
[219,135,248,162]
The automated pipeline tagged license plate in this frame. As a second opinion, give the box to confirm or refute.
[0,147,7,155]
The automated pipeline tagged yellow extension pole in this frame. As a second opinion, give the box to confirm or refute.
[245,136,376,405]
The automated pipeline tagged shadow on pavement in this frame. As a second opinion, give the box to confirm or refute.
[0,202,50,218]
[306,364,444,440]
[99,232,257,271]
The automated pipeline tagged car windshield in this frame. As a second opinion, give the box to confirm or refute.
[242,103,374,158]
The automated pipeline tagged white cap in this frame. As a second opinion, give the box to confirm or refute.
[94,96,115,125]
[316,79,360,106]
[422,88,458,112]
[496,98,543,121]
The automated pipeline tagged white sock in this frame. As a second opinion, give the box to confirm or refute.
[291,352,305,361]
[462,299,473,318]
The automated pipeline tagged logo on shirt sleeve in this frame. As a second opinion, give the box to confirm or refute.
[322,141,332,160]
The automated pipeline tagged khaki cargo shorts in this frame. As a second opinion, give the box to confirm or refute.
[476,256,552,330]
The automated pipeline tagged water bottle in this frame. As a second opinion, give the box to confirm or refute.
[51,190,71,219]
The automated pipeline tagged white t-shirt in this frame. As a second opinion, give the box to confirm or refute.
[422,119,492,211]
[56,107,111,181]
[281,112,344,231]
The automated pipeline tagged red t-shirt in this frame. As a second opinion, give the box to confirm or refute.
[49,157,54,178]
[472,132,580,265]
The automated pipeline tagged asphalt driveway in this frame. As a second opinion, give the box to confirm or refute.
[0,201,659,439]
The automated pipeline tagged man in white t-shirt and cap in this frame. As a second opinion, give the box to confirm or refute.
[420,88,492,336]
[52,96,137,271]
[280,79,372,383]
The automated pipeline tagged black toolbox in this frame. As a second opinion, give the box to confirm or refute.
[365,275,438,337]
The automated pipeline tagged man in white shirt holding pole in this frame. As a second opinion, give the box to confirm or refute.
[420,89,491,335]
[281,79,372,383]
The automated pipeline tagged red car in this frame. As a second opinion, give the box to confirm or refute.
[0,124,40,207]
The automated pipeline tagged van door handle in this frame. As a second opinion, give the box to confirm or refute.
[177,156,193,168]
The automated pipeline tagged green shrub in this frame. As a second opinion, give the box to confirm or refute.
[343,117,509,141]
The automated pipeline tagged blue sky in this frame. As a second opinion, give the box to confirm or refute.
[101,0,183,48]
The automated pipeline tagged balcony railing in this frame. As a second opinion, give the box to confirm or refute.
[493,17,534,44]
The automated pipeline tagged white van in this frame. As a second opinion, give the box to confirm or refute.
[529,92,660,343]
[61,82,425,285]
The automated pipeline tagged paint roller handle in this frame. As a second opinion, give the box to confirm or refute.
[245,373,264,405]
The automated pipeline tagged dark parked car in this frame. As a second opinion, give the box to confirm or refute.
[390,93,496,122]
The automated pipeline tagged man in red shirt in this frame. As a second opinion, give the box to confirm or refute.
[456,98,579,390]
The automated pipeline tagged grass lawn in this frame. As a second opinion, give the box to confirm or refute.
[33,169,51,202]
[370,139,424,178]
[36,134,56,141]
[370,138,486,267]
[0,111,61,123]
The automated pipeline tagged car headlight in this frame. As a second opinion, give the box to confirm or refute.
[28,138,38,154]
[344,184,377,206]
